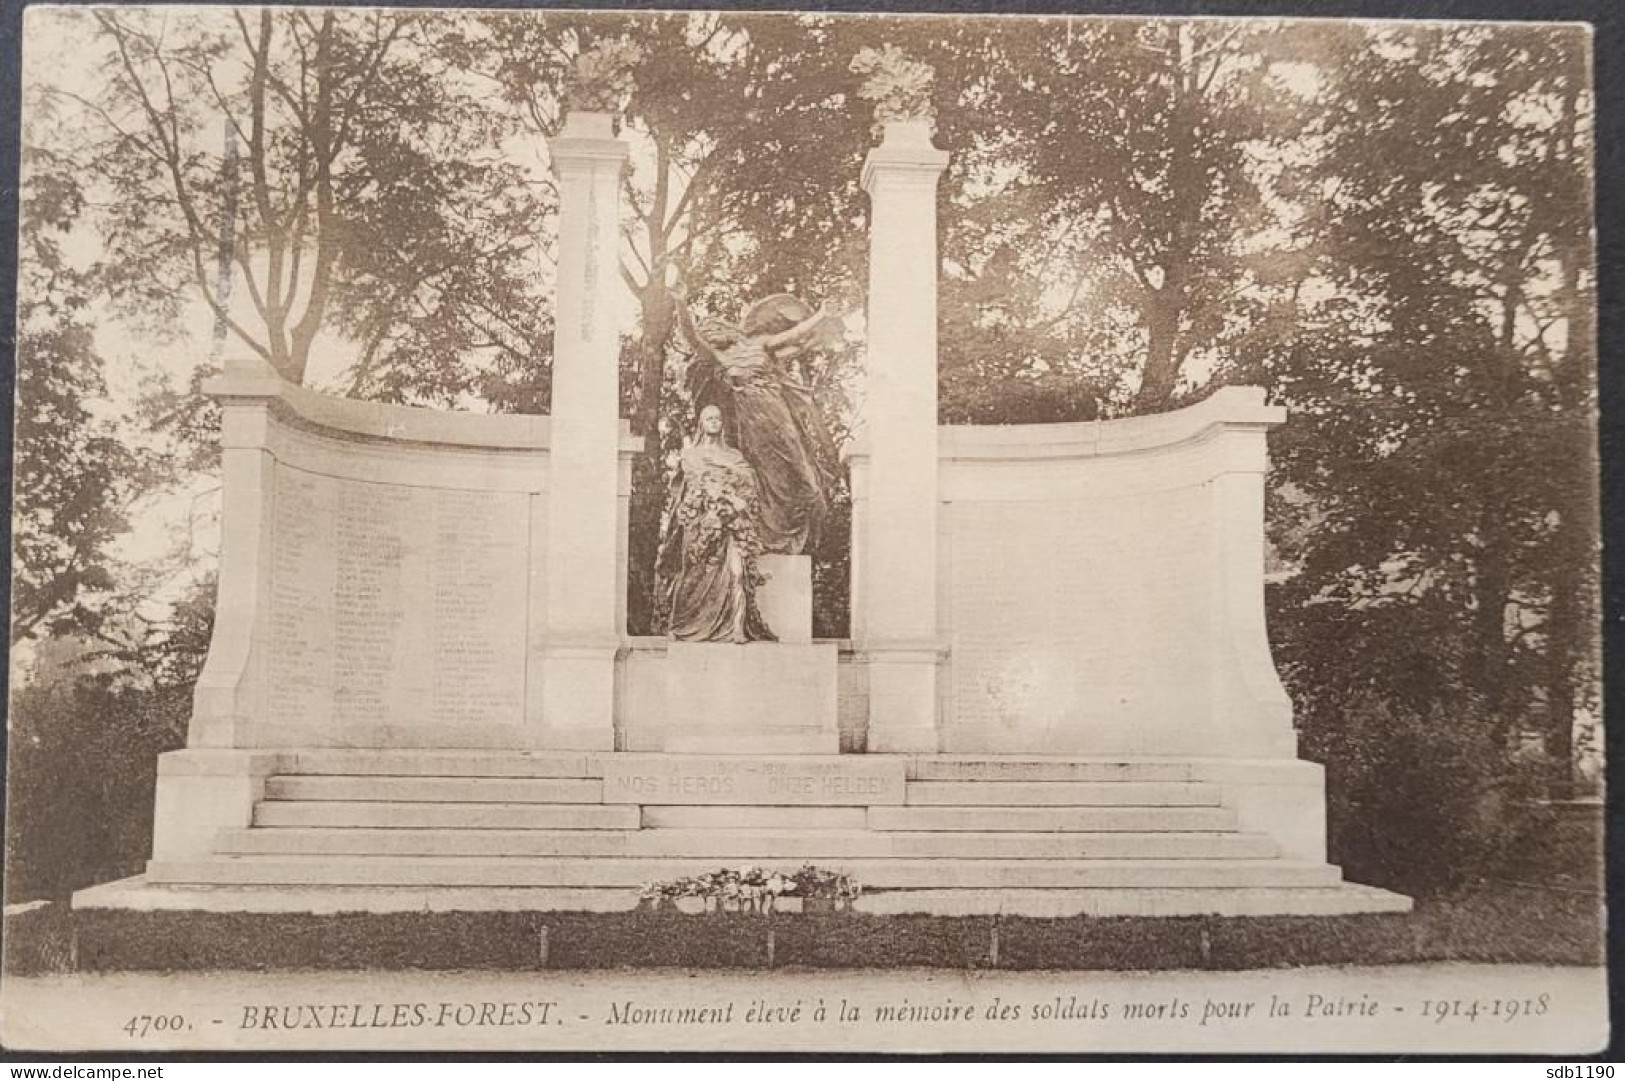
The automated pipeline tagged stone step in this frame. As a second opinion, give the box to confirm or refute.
[253,801,640,830]
[853,884,1414,918]
[73,879,644,914]
[148,856,1342,890]
[73,878,1413,918]
[904,781,1222,807]
[642,806,870,830]
[261,776,604,804]
[868,805,1239,832]
[905,759,1198,783]
[269,753,1229,783]
[276,751,602,779]
[261,754,1232,783]
[218,828,1280,861]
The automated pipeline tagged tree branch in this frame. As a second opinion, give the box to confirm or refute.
[96,13,274,365]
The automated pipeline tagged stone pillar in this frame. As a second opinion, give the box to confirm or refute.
[538,112,630,750]
[1206,402,1298,758]
[858,120,950,753]
[188,354,281,748]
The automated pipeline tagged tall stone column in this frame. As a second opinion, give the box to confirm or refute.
[858,119,950,753]
[538,111,630,749]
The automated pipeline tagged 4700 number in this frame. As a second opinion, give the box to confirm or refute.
[123,1014,189,1038]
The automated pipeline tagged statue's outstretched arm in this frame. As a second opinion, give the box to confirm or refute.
[673,289,730,404]
[763,304,839,355]
[672,288,721,366]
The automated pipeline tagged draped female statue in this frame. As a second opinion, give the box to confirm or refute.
[672,282,843,556]
[656,405,777,643]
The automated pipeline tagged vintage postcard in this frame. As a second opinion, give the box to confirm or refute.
[1,4,1607,1056]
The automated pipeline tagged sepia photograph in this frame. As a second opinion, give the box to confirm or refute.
[0,3,1608,1056]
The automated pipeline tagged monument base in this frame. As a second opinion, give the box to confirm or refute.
[129,748,1412,918]
[625,641,839,754]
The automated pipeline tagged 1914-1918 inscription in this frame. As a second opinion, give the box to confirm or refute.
[601,755,905,805]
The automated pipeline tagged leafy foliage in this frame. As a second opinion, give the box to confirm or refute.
[11,145,166,643]
[1262,22,1597,805]
[44,9,551,400]
[4,637,194,902]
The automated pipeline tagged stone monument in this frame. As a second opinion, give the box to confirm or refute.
[82,84,1411,919]
[640,285,845,754]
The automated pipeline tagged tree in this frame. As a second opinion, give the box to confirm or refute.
[1266,22,1596,796]
[930,18,1303,417]
[41,8,548,404]
[3,598,205,903]
[10,137,162,644]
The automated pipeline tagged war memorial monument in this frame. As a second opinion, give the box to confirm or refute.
[75,107,1410,921]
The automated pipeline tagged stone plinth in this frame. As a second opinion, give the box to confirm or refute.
[635,642,838,754]
[756,554,811,643]
[150,750,278,861]
[116,746,1409,919]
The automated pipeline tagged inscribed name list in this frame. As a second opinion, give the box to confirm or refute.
[266,468,528,728]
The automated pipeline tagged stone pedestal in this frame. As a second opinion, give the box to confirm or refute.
[640,642,838,754]
[756,554,812,644]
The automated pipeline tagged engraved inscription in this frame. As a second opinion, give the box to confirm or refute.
[581,181,599,342]
[429,490,525,725]
[331,483,410,725]
[601,756,905,805]
[266,467,528,729]
[266,470,335,725]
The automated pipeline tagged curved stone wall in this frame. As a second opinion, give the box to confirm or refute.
[854,385,1296,758]
[193,366,1292,759]
[190,362,638,750]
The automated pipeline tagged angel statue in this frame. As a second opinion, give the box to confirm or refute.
[656,404,776,644]
[671,281,845,557]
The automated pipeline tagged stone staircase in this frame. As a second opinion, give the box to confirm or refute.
[141,751,1410,917]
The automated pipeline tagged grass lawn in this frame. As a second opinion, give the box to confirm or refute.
[1,883,1602,975]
